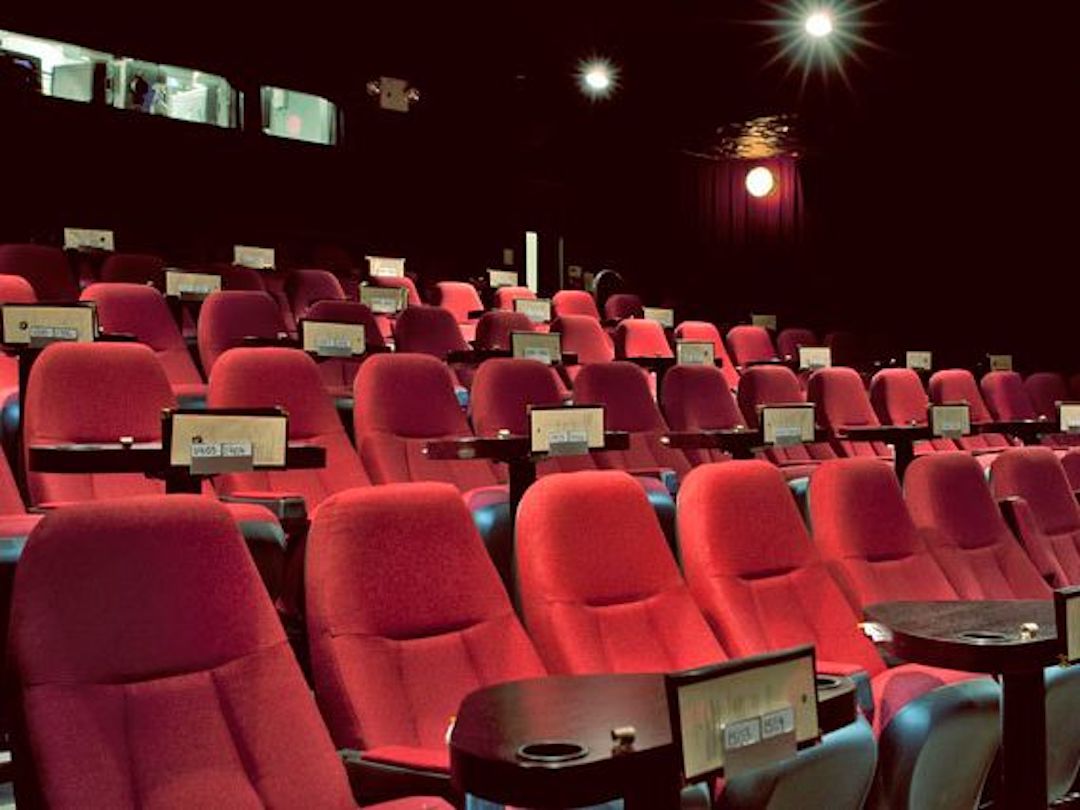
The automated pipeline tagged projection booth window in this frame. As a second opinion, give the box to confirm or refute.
[261,86,338,145]
[112,59,237,128]
[0,30,113,103]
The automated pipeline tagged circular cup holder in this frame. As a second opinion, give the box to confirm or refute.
[516,740,589,763]
[815,675,843,690]
[957,630,1011,643]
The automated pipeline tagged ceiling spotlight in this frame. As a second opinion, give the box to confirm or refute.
[746,166,776,198]
[804,10,833,38]
[577,58,618,99]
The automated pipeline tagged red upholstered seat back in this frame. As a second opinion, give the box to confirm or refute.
[197,290,286,374]
[549,315,614,365]
[0,273,37,303]
[435,281,483,323]
[474,310,533,351]
[301,299,385,391]
[215,264,267,291]
[1063,451,1080,491]
[516,470,725,673]
[678,462,885,676]
[11,496,355,808]
[354,354,503,490]
[208,348,370,507]
[725,325,777,366]
[393,305,469,357]
[807,367,880,432]
[980,370,1038,421]
[776,328,818,360]
[493,286,535,310]
[371,275,422,306]
[929,369,994,424]
[0,452,26,516]
[736,365,805,428]
[603,293,643,321]
[870,369,929,426]
[661,365,744,465]
[24,343,175,505]
[81,283,203,389]
[552,290,600,320]
[285,269,346,321]
[673,321,739,390]
[0,244,78,301]
[614,319,673,359]
[574,362,691,476]
[905,453,1051,599]
[1024,372,1069,421]
[809,458,959,606]
[99,253,165,285]
[306,483,545,751]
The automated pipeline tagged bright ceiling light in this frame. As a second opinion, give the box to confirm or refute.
[746,166,776,198]
[805,11,833,38]
[577,58,618,99]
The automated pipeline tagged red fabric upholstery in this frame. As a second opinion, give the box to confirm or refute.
[573,362,691,478]
[354,354,505,490]
[870,369,960,455]
[990,447,1080,587]
[1063,451,1080,491]
[434,282,482,323]
[549,315,614,382]
[1025,372,1069,420]
[776,328,818,361]
[285,269,346,322]
[473,310,533,351]
[493,286,535,310]
[11,495,357,809]
[99,253,165,285]
[301,300,385,394]
[603,293,643,321]
[905,453,1052,599]
[81,283,204,397]
[0,273,37,303]
[372,275,422,306]
[0,244,78,301]
[725,325,778,367]
[516,470,725,673]
[809,459,960,606]
[197,291,285,375]
[393,306,469,358]
[552,290,600,321]
[981,371,1038,421]
[928,369,993,423]
[306,483,545,760]
[736,365,805,428]
[661,365,745,465]
[208,348,370,510]
[215,264,266,291]
[673,321,739,390]
[807,367,892,461]
[614,319,673,359]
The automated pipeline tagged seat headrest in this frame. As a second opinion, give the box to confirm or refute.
[354,353,468,437]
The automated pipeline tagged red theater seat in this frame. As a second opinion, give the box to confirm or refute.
[678,461,1003,807]
[392,305,473,390]
[613,317,673,359]
[371,275,422,306]
[304,299,386,396]
[806,367,893,462]
[552,289,600,320]
[549,314,614,382]
[673,320,740,390]
[434,281,483,342]
[516,470,875,810]
[9,495,446,809]
[306,483,545,802]
[603,292,643,321]
[493,285,535,310]
[776,327,817,361]
[473,310,533,351]
[725,324,778,368]
[981,370,1076,450]
[81,283,206,404]
[0,244,78,301]
[660,364,745,465]
[197,290,286,376]
[0,275,36,429]
[869,368,960,456]
[1063,450,1080,492]
[98,252,165,285]
[990,447,1080,588]
[216,264,267,291]
[929,369,1016,460]
[286,268,347,322]
[1024,372,1069,421]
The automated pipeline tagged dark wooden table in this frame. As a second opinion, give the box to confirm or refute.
[661,428,762,460]
[840,424,933,479]
[451,672,858,809]
[864,600,1059,809]
[29,442,326,494]
[977,418,1059,446]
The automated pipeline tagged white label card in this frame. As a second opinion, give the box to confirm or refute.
[798,347,832,371]
[1060,404,1080,435]
[301,321,366,357]
[677,341,715,366]
[360,286,408,315]
[643,307,675,328]
[366,255,406,278]
[906,351,932,371]
[931,404,971,438]
[63,227,114,251]
[761,406,816,446]
[488,269,519,288]
[1064,592,1080,663]
[165,271,221,299]
[989,354,1013,372]
[672,650,816,781]
[751,314,777,331]
[529,406,605,455]
[233,245,275,269]
[512,331,561,365]
[169,413,287,472]
[1,305,97,346]
[514,298,552,324]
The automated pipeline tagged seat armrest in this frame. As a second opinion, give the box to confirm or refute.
[339,748,455,806]
[816,664,874,723]
[219,492,307,522]
[626,467,679,495]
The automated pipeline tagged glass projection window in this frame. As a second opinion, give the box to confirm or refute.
[112,59,237,128]
[0,30,113,103]
[261,86,338,145]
